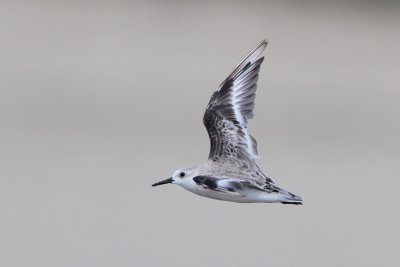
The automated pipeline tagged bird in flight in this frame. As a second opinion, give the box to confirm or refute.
[152,40,303,205]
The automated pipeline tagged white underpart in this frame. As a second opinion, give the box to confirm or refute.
[178,176,283,203]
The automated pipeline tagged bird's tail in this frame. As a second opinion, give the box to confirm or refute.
[281,198,303,205]
[280,192,303,205]
[274,186,303,205]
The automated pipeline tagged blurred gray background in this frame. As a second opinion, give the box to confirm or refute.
[1,1,399,266]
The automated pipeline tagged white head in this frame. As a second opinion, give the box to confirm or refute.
[152,167,199,189]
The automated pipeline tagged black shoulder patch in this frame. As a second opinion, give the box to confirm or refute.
[193,176,218,189]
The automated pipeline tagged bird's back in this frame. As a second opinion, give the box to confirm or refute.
[202,159,272,186]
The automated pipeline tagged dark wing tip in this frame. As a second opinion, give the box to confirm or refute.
[219,40,268,89]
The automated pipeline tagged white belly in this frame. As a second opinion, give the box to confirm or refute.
[181,181,281,203]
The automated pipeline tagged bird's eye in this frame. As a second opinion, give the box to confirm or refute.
[179,172,185,178]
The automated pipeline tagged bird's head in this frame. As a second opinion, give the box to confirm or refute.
[152,167,198,188]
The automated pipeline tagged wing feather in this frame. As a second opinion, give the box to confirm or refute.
[204,40,267,162]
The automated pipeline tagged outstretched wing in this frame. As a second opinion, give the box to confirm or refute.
[203,40,267,163]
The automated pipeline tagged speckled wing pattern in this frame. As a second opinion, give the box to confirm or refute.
[203,40,267,164]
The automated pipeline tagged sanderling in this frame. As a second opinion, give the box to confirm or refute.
[152,40,303,204]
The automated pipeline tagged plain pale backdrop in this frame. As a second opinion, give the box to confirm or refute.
[1,1,399,266]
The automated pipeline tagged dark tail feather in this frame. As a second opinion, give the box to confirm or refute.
[280,191,303,205]
[281,201,303,205]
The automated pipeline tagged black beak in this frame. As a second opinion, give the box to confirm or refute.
[152,177,174,187]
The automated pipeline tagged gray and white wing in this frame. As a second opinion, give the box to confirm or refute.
[203,40,267,163]
[193,175,262,197]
